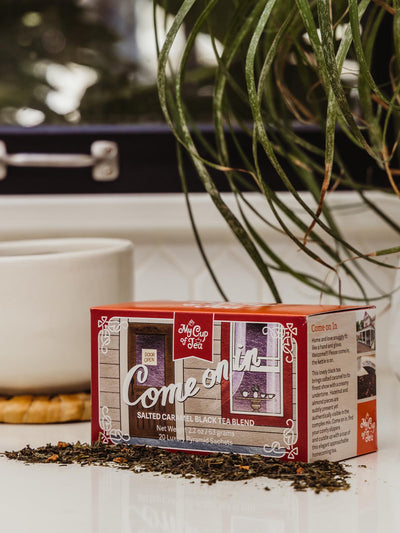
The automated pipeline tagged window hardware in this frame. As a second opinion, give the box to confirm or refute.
[0,140,119,181]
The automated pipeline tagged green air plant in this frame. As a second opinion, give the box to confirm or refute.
[155,0,400,304]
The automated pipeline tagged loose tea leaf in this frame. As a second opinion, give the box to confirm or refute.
[3,441,351,493]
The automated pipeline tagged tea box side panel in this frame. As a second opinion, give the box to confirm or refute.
[306,307,377,462]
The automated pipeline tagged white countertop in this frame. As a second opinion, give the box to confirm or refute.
[0,370,399,533]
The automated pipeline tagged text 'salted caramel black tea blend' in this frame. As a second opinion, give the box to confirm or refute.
[91,301,377,462]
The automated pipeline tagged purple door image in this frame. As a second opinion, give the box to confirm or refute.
[127,323,175,438]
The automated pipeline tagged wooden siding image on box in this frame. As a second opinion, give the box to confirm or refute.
[98,318,121,433]
[98,317,298,450]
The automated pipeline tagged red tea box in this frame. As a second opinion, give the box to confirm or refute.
[91,301,377,462]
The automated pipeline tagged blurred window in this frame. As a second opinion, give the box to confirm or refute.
[0,0,219,126]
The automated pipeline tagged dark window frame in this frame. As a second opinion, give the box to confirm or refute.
[0,123,386,195]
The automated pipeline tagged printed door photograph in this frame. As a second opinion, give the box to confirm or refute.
[127,323,175,438]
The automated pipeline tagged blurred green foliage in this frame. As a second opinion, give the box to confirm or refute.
[0,0,163,124]
[0,0,221,125]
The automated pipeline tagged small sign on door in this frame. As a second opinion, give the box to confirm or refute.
[142,349,157,366]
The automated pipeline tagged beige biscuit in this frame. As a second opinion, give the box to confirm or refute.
[0,393,91,424]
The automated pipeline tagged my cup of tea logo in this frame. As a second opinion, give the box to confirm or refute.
[174,312,213,361]
[357,401,377,455]
[179,319,208,348]
[360,412,376,443]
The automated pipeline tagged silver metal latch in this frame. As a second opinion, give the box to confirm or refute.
[0,140,119,181]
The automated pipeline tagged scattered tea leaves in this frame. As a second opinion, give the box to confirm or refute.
[3,441,351,493]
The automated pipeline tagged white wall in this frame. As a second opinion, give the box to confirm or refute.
[0,191,398,371]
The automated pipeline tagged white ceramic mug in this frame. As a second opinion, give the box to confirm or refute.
[0,238,133,394]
